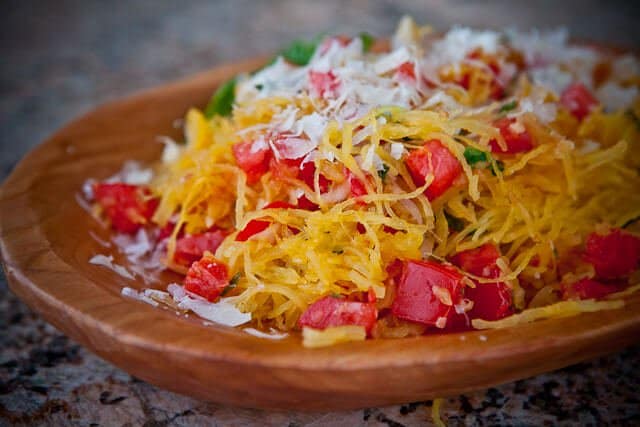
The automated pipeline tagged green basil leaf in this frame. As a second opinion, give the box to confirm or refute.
[359,32,375,52]
[499,100,518,113]
[281,38,319,66]
[204,78,236,118]
[463,146,488,165]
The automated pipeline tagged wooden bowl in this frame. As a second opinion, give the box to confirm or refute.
[1,56,639,411]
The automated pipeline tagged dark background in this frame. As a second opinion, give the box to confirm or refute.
[1,1,639,425]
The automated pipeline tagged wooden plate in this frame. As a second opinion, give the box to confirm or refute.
[1,56,639,411]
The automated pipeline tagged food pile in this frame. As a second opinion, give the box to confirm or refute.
[87,17,640,347]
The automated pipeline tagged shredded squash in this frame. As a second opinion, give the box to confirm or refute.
[95,18,640,346]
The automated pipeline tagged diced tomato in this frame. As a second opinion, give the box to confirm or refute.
[560,82,599,121]
[184,254,229,302]
[232,140,272,184]
[236,220,270,242]
[309,70,340,99]
[465,282,513,321]
[444,309,471,332]
[157,222,178,240]
[235,201,296,242]
[395,61,416,81]
[489,117,533,154]
[583,229,640,279]
[174,228,229,267]
[298,295,377,333]
[386,259,404,282]
[270,157,302,181]
[296,195,319,211]
[347,170,368,198]
[93,182,158,234]
[450,244,513,321]
[450,244,502,278]
[562,278,620,301]
[299,161,330,192]
[405,139,462,200]
[391,260,464,326]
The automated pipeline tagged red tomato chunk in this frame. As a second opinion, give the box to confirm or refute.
[184,255,229,302]
[299,295,377,333]
[93,183,158,234]
[232,140,272,184]
[562,278,620,301]
[405,139,462,200]
[395,61,416,81]
[583,229,640,279]
[391,260,463,326]
[450,243,501,278]
[560,82,599,121]
[489,117,533,154]
[174,228,229,267]
[235,201,296,241]
[450,244,513,322]
[308,70,340,99]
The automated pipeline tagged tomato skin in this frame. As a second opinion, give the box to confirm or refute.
[489,117,533,154]
[395,61,416,81]
[184,254,229,302]
[450,244,513,322]
[465,283,513,321]
[174,228,229,267]
[299,161,330,192]
[308,70,340,98]
[235,201,296,242]
[391,260,463,326]
[347,170,368,198]
[405,139,462,200]
[298,296,377,333]
[583,229,640,279]
[450,244,502,279]
[232,140,272,184]
[560,82,598,121]
[93,183,158,234]
[562,278,620,300]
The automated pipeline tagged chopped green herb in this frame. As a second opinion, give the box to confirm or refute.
[221,272,241,296]
[204,78,236,118]
[625,109,640,131]
[255,83,264,91]
[401,136,413,142]
[463,146,489,165]
[332,248,344,255]
[281,38,319,66]
[499,100,518,113]
[378,164,390,180]
[457,128,470,136]
[623,216,640,229]
[359,32,375,52]
[330,293,345,299]
[444,212,465,232]
[490,160,505,176]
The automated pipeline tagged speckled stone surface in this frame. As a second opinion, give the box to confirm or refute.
[1,1,639,425]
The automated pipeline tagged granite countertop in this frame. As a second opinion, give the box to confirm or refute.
[1,1,639,425]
